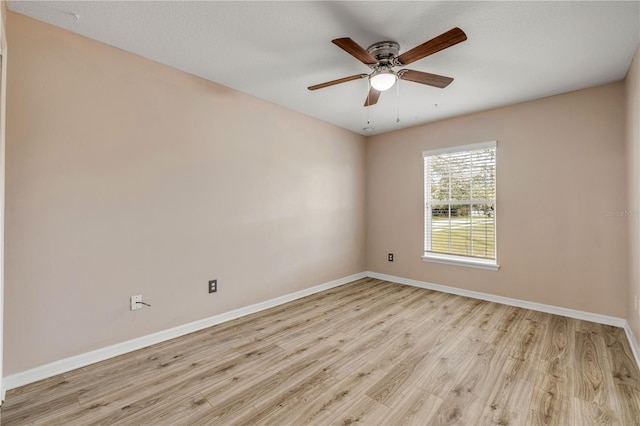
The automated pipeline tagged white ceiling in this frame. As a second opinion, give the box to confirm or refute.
[7,1,640,136]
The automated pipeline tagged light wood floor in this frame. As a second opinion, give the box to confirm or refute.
[2,278,640,425]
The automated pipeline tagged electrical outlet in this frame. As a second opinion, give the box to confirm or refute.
[209,279,217,293]
[130,295,142,311]
[388,253,394,262]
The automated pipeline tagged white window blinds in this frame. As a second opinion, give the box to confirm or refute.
[423,141,496,261]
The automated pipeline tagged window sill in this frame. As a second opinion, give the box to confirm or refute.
[422,253,500,271]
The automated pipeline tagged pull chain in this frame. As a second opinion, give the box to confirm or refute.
[396,79,400,124]
[366,79,371,125]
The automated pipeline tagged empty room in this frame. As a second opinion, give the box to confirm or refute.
[0,1,639,425]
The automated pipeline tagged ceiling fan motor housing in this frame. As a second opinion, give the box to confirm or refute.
[367,41,400,70]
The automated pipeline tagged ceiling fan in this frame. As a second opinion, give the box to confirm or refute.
[308,27,467,107]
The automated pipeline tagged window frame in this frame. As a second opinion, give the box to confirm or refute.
[422,141,499,270]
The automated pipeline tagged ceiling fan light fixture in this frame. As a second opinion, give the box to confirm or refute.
[370,70,397,91]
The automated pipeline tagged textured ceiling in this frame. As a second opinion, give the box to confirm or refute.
[7,1,640,135]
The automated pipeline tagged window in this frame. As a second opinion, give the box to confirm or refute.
[423,141,498,270]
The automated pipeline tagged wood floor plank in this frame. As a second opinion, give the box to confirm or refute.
[487,305,526,347]
[574,331,609,404]
[0,391,81,426]
[76,334,250,407]
[367,326,430,374]
[282,363,386,425]
[326,394,390,425]
[411,341,493,425]
[598,324,640,425]
[2,279,639,426]
[613,381,640,426]
[276,325,350,352]
[570,396,621,426]
[228,369,336,425]
[366,350,429,407]
[501,309,546,383]
[475,301,511,332]
[415,332,484,399]
[1,374,77,417]
[435,342,502,425]
[195,345,343,424]
[526,372,571,426]
[119,392,213,426]
[194,346,320,412]
[326,318,415,380]
[478,372,534,426]
[60,323,259,409]
[380,386,443,425]
[77,344,286,425]
[68,315,258,384]
[539,315,574,375]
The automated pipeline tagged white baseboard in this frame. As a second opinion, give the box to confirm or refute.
[2,272,366,393]
[365,271,627,327]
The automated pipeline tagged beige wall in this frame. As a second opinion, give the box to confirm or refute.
[4,12,366,375]
[366,82,628,317]
[627,45,640,340]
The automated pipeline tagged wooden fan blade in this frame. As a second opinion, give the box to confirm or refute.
[364,87,381,107]
[332,38,378,65]
[398,69,453,88]
[396,27,467,65]
[308,74,368,91]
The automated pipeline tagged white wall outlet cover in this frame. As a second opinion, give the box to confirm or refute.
[130,295,142,311]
